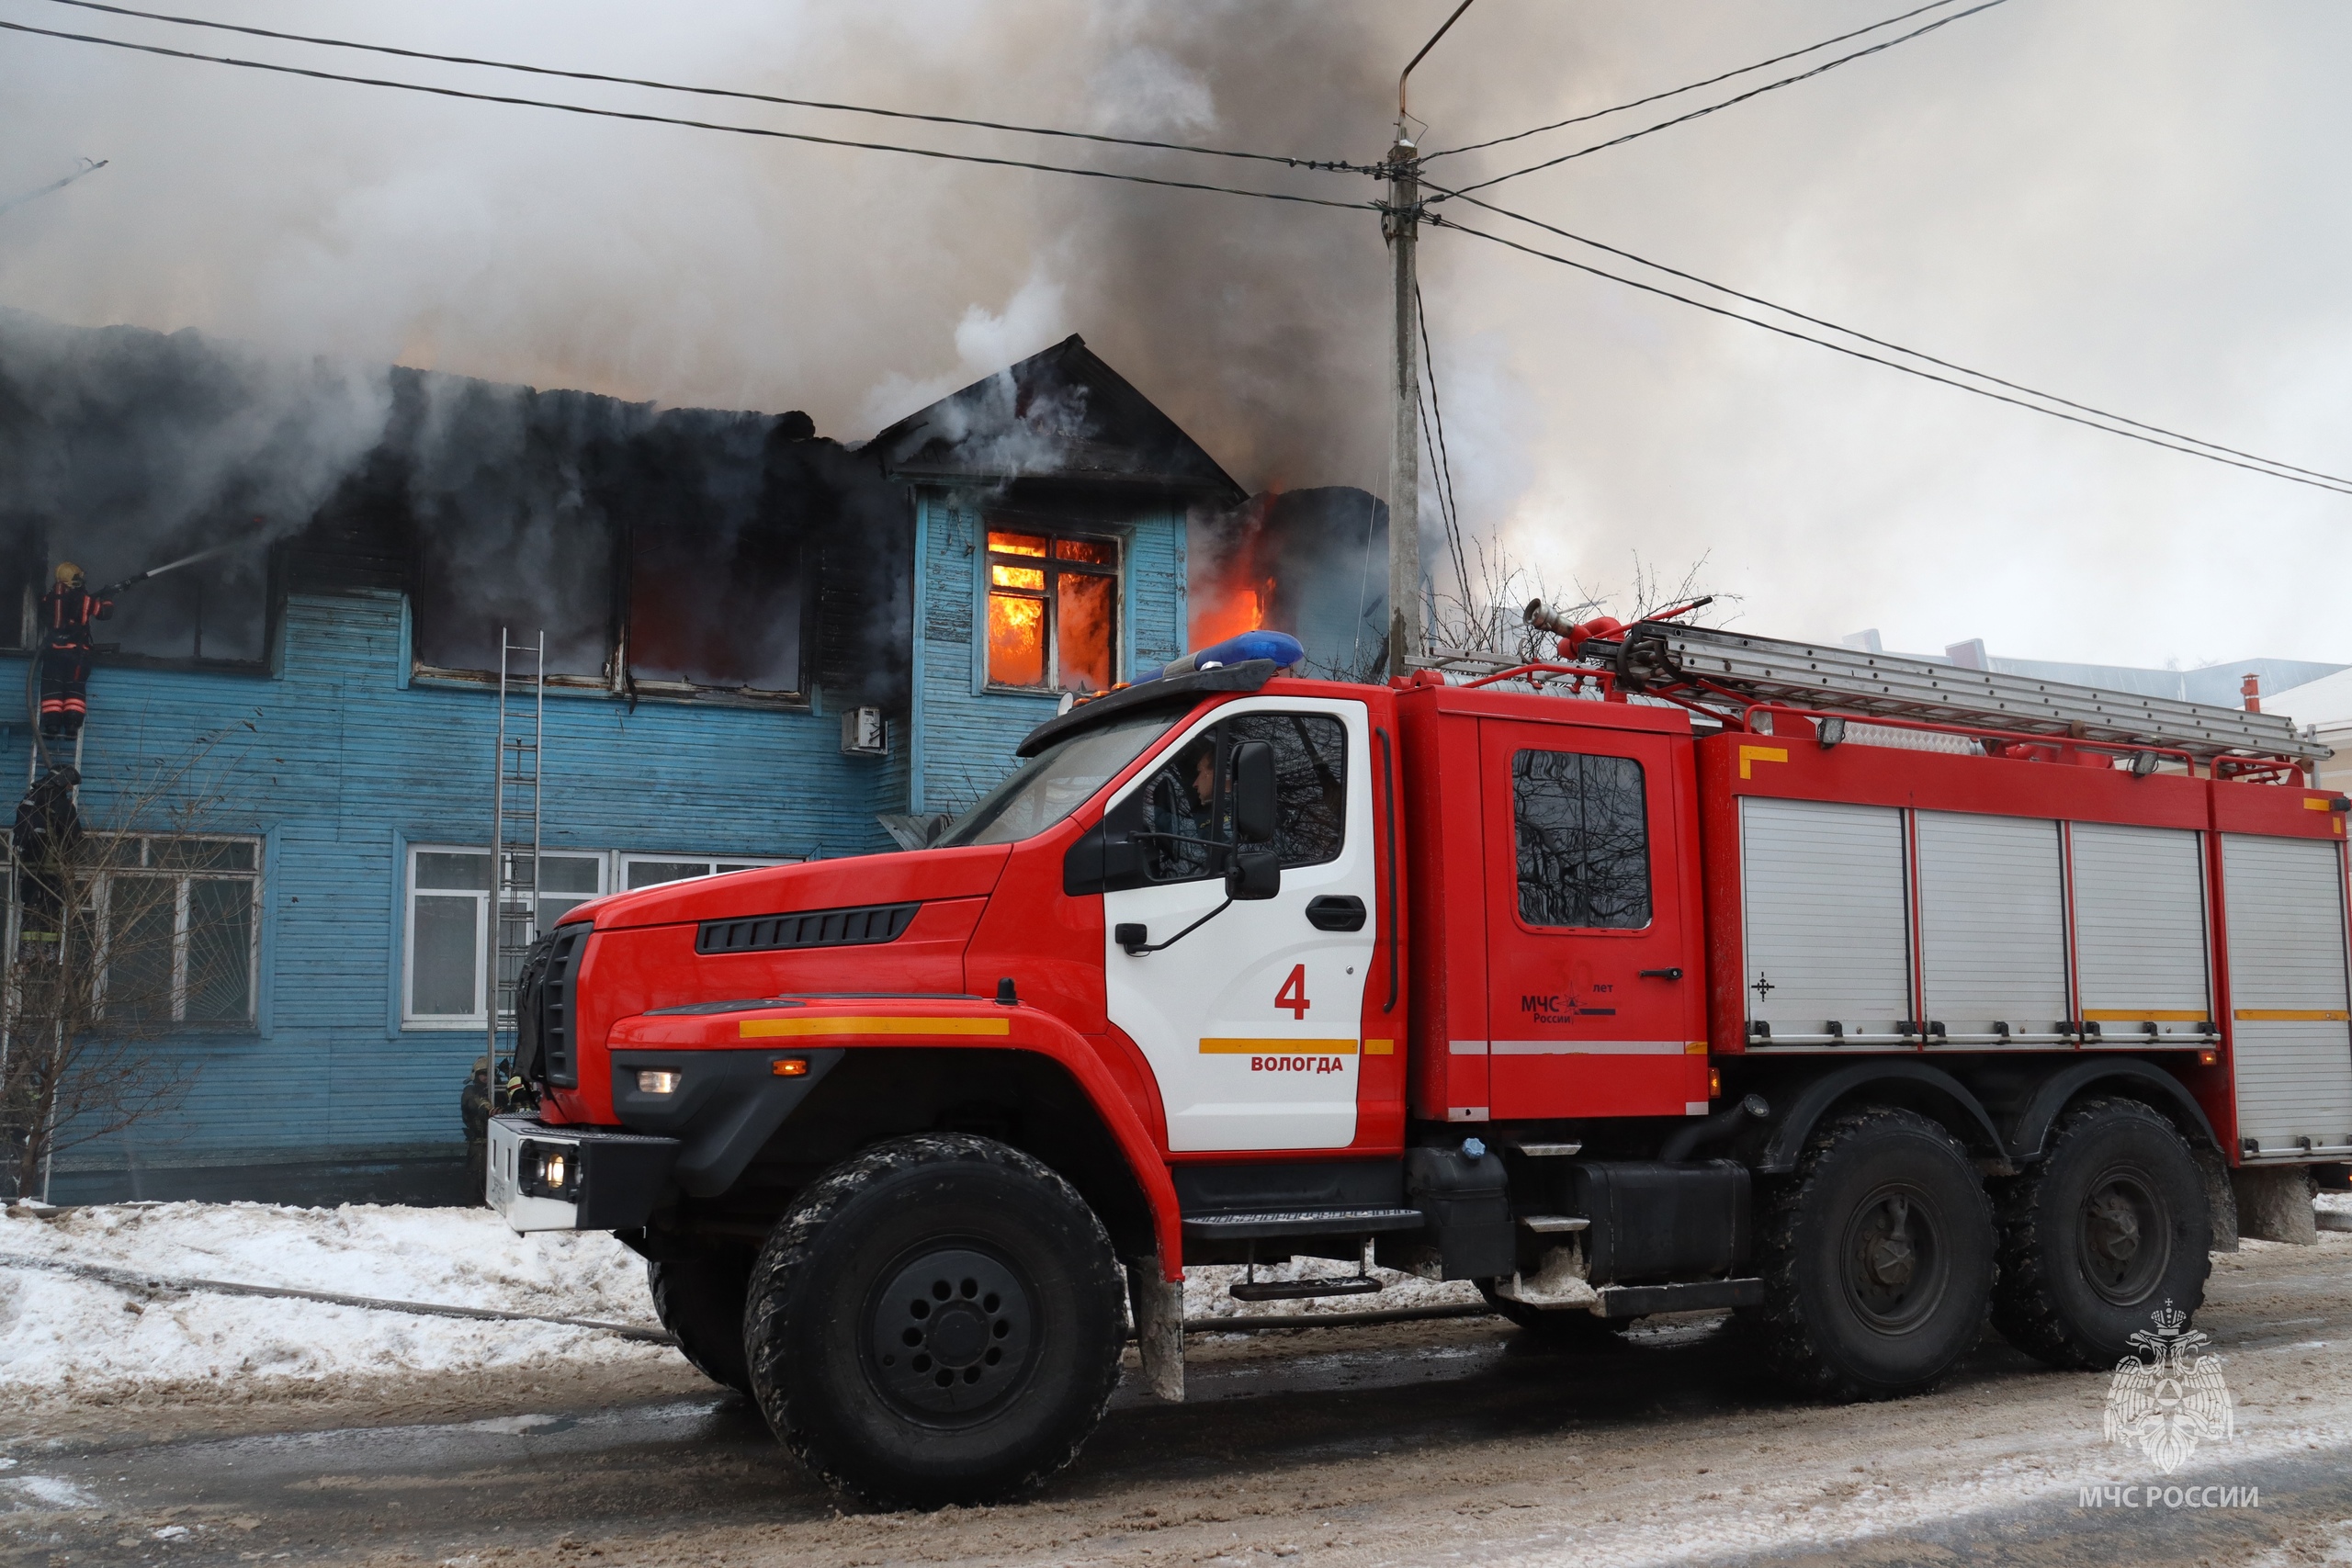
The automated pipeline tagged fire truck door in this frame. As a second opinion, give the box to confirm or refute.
[1102,696,1377,1152]
[1476,718,1707,1120]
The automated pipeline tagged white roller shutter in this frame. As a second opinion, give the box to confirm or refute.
[2222,833,2352,1156]
[2071,823,2211,1039]
[1742,797,1910,1039]
[1915,812,2068,1036]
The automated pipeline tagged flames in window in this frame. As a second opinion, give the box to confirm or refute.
[986,527,1116,693]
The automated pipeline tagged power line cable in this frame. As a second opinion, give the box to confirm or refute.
[1437,0,2012,198]
[1422,209,2352,498]
[1427,0,1964,163]
[0,17,1376,212]
[0,156,107,217]
[1434,186,2352,490]
[34,0,1380,175]
[1414,277,1475,611]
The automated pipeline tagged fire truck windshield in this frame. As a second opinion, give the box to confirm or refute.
[935,711,1178,848]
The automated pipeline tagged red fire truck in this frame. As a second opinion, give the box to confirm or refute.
[489,615,2352,1509]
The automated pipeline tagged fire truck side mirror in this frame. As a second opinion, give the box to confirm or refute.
[1227,849,1281,901]
[1231,739,1279,845]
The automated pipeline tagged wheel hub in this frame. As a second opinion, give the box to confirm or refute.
[1842,1188,1944,1330]
[865,1247,1033,1418]
[2078,1168,2170,1307]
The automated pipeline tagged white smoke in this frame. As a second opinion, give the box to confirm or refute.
[2,0,2347,665]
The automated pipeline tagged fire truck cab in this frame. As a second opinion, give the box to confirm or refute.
[489,622,2352,1509]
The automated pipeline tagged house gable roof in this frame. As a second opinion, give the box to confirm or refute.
[866,334,1245,504]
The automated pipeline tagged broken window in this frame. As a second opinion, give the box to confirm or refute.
[985,525,1119,694]
[623,413,809,698]
[405,378,622,683]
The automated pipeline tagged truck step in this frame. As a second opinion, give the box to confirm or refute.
[1595,1278,1764,1318]
[1518,1214,1590,1234]
[1227,1275,1385,1302]
[1180,1207,1428,1242]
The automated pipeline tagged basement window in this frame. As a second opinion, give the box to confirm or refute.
[984,526,1119,694]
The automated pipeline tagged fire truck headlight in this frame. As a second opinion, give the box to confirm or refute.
[543,1153,567,1190]
[636,1069,683,1094]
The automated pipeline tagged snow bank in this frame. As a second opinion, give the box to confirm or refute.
[0,1201,669,1400]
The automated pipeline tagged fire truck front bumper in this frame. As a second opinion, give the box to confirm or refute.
[486,1114,681,1234]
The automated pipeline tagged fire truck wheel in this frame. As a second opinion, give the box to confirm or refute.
[646,1251,754,1397]
[1756,1106,1996,1402]
[743,1133,1127,1510]
[1990,1098,2211,1370]
[1476,1282,1629,1348]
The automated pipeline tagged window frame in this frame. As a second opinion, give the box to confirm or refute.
[617,852,797,893]
[87,834,264,1028]
[980,521,1123,696]
[1508,748,1656,934]
[402,843,495,1030]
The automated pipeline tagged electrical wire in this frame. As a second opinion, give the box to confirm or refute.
[1423,210,2352,498]
[1437,0,2012,198]
[1414,278,1475,612]
[1426,0,1965,163]
[1432,186,2352,491]
[33,0,1378,175]
[0,18,1378,212]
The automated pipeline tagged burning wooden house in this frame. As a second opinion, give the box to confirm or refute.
[0,312,1241,1201]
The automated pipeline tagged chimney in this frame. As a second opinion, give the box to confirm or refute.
[1945,638,1988,671]
[2242,673,2261,713]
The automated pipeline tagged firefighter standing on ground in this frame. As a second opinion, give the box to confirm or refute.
[38,562,112,741]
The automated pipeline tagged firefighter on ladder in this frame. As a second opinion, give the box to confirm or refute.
[38,562,113,742]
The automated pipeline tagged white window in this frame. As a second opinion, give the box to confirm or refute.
[93,836,262,1025]
[404,847,609,1028]
[620,854,794,892]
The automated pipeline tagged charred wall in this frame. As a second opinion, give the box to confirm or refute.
[0,312,911,713]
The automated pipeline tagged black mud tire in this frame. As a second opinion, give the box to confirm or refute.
[1756,1106,1996,1402]
[1990,1097,2211,1370]
[647,1250,755,1397]
[744,1134,1126,1510]
[1476,1280,1630,1348]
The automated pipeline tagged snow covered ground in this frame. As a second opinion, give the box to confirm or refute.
[0,1201,672,1404]
[6,1189,2335,1410]
[0,1200,1480,1411]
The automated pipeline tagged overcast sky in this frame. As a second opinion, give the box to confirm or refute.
[3,0,2346,670]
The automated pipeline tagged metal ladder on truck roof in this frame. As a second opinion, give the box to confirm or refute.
[1592,623,2327,766]
[488,630,545,1082]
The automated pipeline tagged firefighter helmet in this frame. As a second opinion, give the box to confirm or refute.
[54,561,85,588]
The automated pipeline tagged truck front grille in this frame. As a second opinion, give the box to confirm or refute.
[540,924,587,1088]
[695,901,919,956]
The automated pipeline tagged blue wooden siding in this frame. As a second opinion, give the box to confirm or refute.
[16,502,1186,1191]
[910,486,1188,817]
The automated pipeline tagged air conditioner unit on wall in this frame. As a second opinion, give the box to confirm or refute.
[841,707,888,757]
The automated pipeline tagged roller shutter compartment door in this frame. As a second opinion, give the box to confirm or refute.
[2071,823,2211,1042]
[1915,812,2068,1039]
[1741,797,1910,1040]
[2221,833,2352,1156]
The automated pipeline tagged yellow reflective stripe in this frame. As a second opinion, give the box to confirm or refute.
[1363,1038,1396,1055]
[738,1016,1011,1038]
[2233,1009,2350,1022]
[1683,1040,1709,1054]
[1200,1038,1358,1055]
[2083,1009,2211,1022]
[2304,797,2335,810]
[1738,745,1789,781]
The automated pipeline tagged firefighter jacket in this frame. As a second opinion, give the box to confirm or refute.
[40,585,113,651]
